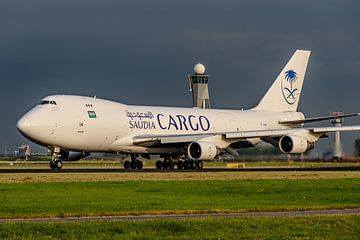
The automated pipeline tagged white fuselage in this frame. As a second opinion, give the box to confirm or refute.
[17,95,304,154]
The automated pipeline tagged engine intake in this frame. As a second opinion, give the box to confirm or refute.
[187,141,219,160]
[279,135,310,154]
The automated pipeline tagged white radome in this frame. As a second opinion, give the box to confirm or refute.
[194,63,205,75]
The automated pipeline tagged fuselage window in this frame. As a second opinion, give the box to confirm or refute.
[88,111,97,119]
[40,100,50,105]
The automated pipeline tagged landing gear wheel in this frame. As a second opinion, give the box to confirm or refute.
[168,160,174,170]
[156,160,163,170]
[130,161,138,169]
[184,160,191,170]
[190,160,196,170]
[136,160,143,170]
[54,160,63,169]
[124,160,131,169]
[176,160,184,170]
[196,160,203,170]
[162,160,169,170]
[50,161,56,169]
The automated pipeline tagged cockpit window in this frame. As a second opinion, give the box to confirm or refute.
[40,100,57,105]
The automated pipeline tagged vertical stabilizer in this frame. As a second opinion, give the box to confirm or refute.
[253,50,311,112]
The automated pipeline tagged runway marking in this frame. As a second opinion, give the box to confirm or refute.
[1,209,359,223]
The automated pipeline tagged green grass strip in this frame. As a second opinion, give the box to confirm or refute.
[0,179,359,218]
[1,216,360,239]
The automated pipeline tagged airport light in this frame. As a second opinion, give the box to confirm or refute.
[331,111,343,160]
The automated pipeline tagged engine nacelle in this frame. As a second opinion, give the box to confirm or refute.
[279,135,310,154]
[187,141,219,160]
[60,150,90,161]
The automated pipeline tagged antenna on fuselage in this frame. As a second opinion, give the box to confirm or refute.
[187,63,211,109]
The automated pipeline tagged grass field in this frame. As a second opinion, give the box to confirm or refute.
[0,179,359,218]
[1,215,360,239]
[1,161,359,239]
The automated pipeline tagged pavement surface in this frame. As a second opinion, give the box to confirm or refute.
[0,166,359,174]
[1,209,359,223]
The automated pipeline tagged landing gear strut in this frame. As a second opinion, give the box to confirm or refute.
[124,154,143,170]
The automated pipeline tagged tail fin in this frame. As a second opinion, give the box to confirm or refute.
[253,50,311,112]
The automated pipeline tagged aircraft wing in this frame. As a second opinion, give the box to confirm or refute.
[226,126,360,139]
[279,113,360,125]
[133,126,360,147]
[132,129,294,147]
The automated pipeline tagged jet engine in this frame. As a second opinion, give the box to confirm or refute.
[60,150,90,161]
[187,141,219,160]
[279,135,311,154]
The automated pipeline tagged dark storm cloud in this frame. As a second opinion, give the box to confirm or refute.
[1,0,359,153]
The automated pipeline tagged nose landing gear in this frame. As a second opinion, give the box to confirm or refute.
[49,147,63,170]
[50,159,63,170]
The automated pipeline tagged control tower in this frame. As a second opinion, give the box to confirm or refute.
[331,111,343,160]
[187,63,210,108]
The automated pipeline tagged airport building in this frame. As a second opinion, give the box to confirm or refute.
[187,63,211,109]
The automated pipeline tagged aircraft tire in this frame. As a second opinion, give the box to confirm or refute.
[130,161,137,169]
[196,160,203,170]
[55,160,63,169]
[162,160,169,170]
[169,161,174,170]
[155,160,162,170]
[190,160,196,170]
[50,161,56,169]
[124,160,131,169]
[177,160,184,170]
[136,160,143,170]
[184,160,190,169]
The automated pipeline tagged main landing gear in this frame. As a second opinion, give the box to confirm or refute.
[155,158,203,170]
[123,154,143,170]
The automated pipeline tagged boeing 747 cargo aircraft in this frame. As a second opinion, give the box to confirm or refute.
[17,50,360,169]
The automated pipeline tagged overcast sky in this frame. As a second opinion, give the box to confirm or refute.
[1,0,359,155]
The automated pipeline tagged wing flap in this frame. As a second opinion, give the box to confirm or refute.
[225,129,293,139]
[133,134,215,147]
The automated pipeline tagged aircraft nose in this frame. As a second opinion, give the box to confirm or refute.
[17,116,32,136]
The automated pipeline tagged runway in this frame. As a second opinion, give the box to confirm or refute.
[1,208,359,223]
[0,166,359,174]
